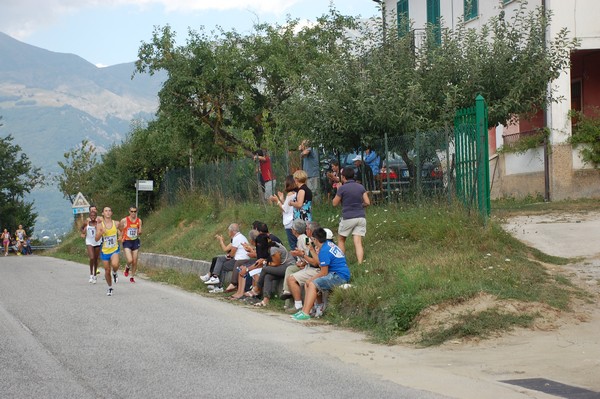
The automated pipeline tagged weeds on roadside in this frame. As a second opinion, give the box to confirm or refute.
[50,192,587,345]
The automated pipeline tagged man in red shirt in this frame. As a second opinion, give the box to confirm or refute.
[120,207,143,283]
[254,149,277,201]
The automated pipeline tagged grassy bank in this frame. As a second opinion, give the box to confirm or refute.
[50,194,590,345]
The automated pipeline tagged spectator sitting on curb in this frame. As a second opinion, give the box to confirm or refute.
[204,223,250,293]
[292,227,350,321]
[285,221,324,313]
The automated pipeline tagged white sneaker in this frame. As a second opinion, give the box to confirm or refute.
[209,287,224,293]
[204,276,220,285]
[200,273,211,282]
[89,276,94,283]
[107,287,113,296]
[92,276,97,284]
[112,273,118,284]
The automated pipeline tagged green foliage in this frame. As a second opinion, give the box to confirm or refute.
[569,109,600,167]
[0,123,43,233]
[55,139,99,203]
[135,9,357,159]
[52,192,585,344]
[497,128,548,155]
[285,2,578,152]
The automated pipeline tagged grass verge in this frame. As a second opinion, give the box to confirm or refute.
[50,193,587,345]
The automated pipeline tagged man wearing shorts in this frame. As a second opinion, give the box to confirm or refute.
[120,207,142,283]
[332,167,370,264]
[292,227,350,321]
[285,220,321,312]
[15,225,26,256]
[81,210,102,283]
[95,207,121,296]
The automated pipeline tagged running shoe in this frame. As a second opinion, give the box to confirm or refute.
[200,273,210,282]
[124,267,130,277]
[92,276,97,284]
[112,273,118,284]
[204,276,220,285]
[292,311,311,321]
[107,287,113,296]
[89,276,94,284]
[130,277,135,283]
[209,287,224,293]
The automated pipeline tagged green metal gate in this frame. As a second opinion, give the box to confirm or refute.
[454,95,490,219]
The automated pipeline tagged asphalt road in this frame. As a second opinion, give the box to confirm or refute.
[0,255,446,399]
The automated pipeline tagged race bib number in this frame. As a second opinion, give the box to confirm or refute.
[104,235,117,248]
[127,228,138,239]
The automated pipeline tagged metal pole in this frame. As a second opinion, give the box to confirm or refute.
[136,181,139,209]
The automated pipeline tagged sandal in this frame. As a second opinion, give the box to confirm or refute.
[254,300,267,307]
[229,295,243,300]
[225,284,237,293]
[244,289,259,297]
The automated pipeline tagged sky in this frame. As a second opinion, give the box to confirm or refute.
[1,0,382,67]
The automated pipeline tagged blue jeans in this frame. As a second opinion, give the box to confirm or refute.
[285,228,297,251]
[313,272,348,292]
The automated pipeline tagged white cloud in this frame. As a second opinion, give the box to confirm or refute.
[0,0,302,40]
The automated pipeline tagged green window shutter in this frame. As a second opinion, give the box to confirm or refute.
[464,0,478,20]
[426,0,441,45]
[397,0,409,37]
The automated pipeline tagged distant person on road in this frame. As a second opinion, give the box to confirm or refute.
[23,238,33,255]
[81,210,102,283]
[333,167,370,264]
[15,225,26,256]
[299,140,320,196]
[2,228,10,256]
[95,207,121,296]
[120,206,142,283]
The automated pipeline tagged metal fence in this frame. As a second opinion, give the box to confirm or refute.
[160,129,457,206]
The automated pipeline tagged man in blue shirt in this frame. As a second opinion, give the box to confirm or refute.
[332,167,370,264]
[299,140,320,197]
[292,227,350,321]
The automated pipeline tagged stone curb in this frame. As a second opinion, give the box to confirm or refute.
[139,252,210,276]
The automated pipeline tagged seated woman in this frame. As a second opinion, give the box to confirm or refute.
[229,231,270,299]
[252,240,295,307]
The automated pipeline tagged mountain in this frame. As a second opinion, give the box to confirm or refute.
[0,32,166,237]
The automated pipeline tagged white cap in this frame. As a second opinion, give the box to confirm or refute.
[324,228,334,240]
[352,155,362,162]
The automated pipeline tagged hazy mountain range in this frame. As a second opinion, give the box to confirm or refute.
[0,32,165,237]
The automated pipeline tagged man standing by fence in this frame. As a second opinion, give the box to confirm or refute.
[299,140,320,197]
[254,149,276,201]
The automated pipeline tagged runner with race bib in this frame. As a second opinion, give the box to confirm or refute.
[120,207,142,283]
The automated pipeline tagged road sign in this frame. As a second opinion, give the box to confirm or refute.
[136,180,154,191]
[73,207,89,215]
[71,192,90,209]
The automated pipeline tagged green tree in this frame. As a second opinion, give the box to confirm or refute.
[284,3,577,175]
[0,124,44,234]
[55,140,99,203]
[134,8,357,159]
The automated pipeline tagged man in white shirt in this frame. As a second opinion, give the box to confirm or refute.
[204,223,250,293]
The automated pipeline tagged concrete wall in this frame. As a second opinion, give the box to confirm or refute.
[139,252,211,276]
[491,144,600,200]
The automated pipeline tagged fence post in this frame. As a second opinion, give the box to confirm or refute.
[475,94,490,220]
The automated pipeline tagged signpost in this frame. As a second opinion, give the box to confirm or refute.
[71,192,90,215]
[135,180,154,209]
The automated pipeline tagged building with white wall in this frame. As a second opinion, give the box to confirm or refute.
[377,0,600,200]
